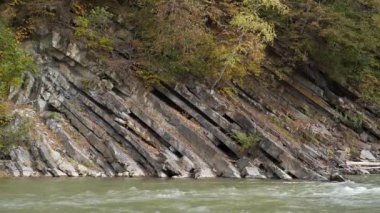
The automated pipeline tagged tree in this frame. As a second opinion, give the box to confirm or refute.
[130,0,288,87]
[210,0,288,89]
[0,22,35,97]
[273,0,380,106]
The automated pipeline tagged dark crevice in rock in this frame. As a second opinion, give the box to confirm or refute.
[57,104,116,175]
[151,88,237,159]
[215,140,239,161]
[222,114,239,127]
[298,67,359,101]
[154,85,241,159]
[128,112,183,159]
[151,88,191,120]
[75,97,158,175]
[258,147,281,165]
[160,83,220,128]
[233,82,270,114]
[280,80,335,116]
[68,82,115,115]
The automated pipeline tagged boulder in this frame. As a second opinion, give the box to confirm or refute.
[360,150,376,161]
[244,167,267,179]
[237,158,266,179]
[330,173,346,182]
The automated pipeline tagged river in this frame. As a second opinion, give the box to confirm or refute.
[0,176,379,212]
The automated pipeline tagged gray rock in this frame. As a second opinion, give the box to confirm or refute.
[7,28,378,183]
[359,169,370,175]
[336,148,350,164]
[52,31,62,49]
[75,164,89,176]
[302,144,320,159]
[360,150,376,161]
[9,147,37,177]
[260,139,327,181]
[194,167,215,179]
[34,136,67,177]
[0,161,10,177]
[37,98,47,111]
[42,91,51,101]
[266,161,292,180]
[360,132,369,142]
[46,119,94,167]
[114,117,127,125]
[330,173,345,182]
[66,43,80,62]
[5,161,21,177]
[15,73,35,105]
[237,158,266,179]
[244,167,266,179]
[107,141,145,177]
[34,24,50,36]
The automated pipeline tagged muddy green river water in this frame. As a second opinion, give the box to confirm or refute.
[0,175,379,212]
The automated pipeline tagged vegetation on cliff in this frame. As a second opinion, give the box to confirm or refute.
[128,0,288,86]
[273,0,380,107]
[0,0,379,106]
[0,0,378,179]
[0,22,35,97]
[0,103,31,156]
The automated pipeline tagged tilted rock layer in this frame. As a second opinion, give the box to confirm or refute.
[1,26,379,180]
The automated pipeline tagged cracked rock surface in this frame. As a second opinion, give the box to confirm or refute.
[1,29,379,181]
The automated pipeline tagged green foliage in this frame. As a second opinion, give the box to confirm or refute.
[231,13,275,43]
[130,0,288,86]
[75,6,114,51]
[219,86,238,97]
[43,111,63,121]
[334,111,364,132]
[211,0,288,88]
[4,0,379,108]
[0,118,31,155]
[80,79,93,91]
[136,68,161,86]
[0,104,31,155]
[9,0,24,6]
[274,0,380,107]
[232,0,288,42]
[0,22,35,97]
[232,131,262,150]
[0,103,13,126]
[131,0,216,83]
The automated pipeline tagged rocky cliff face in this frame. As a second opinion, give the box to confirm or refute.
[1,21,379,180]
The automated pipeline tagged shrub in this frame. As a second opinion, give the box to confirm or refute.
[232,131,262,150]
[130,0,288,86]
[75,6,114,51]
[0,22,35,97]
[0,113,31,155]
[334,111,364,132]
[0,103,13,126]
[272,0,380,107]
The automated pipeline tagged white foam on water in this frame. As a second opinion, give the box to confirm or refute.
[129,186,137,191]
[155,189,186,199]
[188,206,210,213]
[0,200,45,209]
[329,185,380,196]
